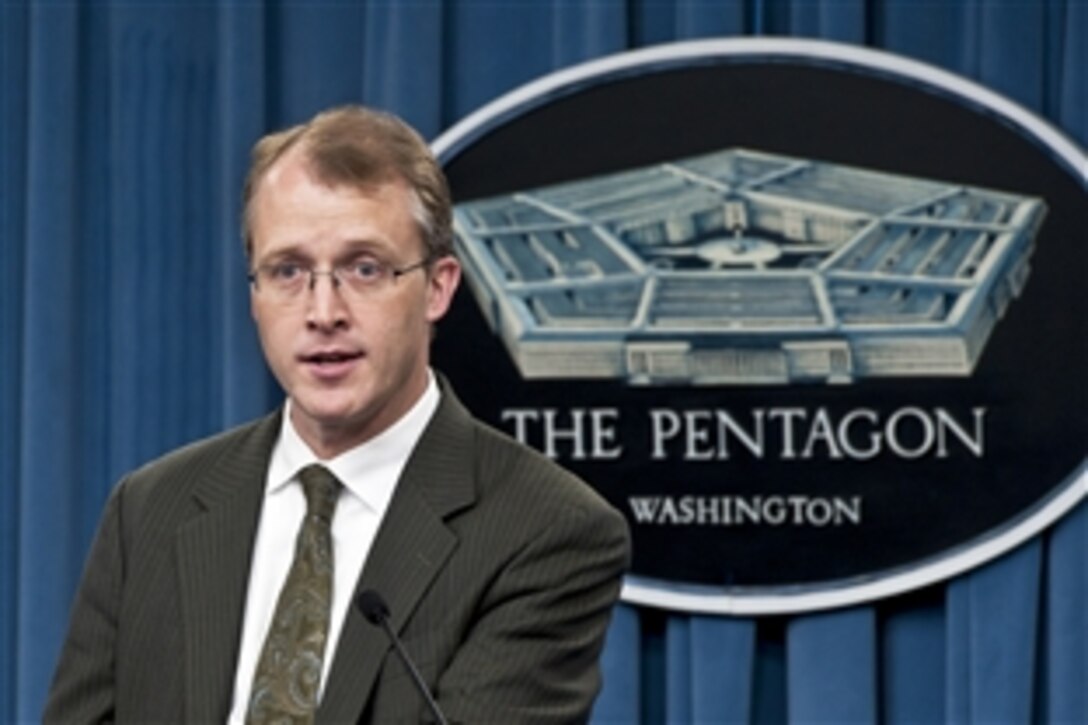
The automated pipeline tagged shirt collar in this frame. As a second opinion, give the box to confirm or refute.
[267,370,440,511]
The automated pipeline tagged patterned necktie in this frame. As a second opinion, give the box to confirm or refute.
[247,464,342,724]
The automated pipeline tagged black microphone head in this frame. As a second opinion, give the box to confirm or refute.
[356,589,390,625]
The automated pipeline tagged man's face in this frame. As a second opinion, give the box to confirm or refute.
[249,152,460,458]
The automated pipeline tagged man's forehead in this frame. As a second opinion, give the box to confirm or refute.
[261,142,406,197]
[251,183,423,259]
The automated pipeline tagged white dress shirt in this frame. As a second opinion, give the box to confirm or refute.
[227,372,440,723]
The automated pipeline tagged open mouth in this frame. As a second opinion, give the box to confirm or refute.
[300,350,364,378]
[303,351,362,365]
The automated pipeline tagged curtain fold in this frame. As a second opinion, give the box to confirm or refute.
[595,604,643,723]
[216,1,276,425]
[0,2,28,717]
[665,616,694,721]
[1043,504,1086,722]
[1057,0,1086,139]
[881,589,945,723]
[946,540,1043,724]
[360,2,446,137]
[787,608,878,723]
[3,1,1083,722]
[18,3,84,713]
[690,616,756,723]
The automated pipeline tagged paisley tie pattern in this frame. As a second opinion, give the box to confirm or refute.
[247,465,342,724]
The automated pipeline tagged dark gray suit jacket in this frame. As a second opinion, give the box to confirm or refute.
[44,384,630,723]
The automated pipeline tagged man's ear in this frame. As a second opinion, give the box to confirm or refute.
[425,256,462,323]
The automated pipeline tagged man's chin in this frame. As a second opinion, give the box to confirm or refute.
[289,397,369,432]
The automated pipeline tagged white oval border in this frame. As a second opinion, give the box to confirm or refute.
[432,38,1088,615]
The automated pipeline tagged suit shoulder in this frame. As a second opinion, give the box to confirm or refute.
[120,413,278,501]
[462,417,631,574]
[470,417,624,525]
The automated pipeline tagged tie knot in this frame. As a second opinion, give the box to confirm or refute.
[297,464,341,522]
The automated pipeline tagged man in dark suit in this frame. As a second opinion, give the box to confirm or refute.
[44,106,630,724]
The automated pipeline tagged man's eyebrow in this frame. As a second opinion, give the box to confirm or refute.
[259,238,390,261]
[335,239,398,260]
[257,245,311,264]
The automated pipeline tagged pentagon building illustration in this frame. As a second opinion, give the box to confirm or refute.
[452,149,1046,385]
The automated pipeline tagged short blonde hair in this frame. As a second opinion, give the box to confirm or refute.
[241,105,452,261]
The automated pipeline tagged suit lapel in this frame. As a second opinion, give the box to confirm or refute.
[175,412,281,722]
[317,385,477,722]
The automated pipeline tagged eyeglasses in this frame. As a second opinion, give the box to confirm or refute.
[248,257,430,300]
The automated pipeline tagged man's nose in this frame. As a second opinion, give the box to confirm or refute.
[306,270,349,329]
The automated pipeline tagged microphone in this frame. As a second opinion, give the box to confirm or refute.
[356,589,450,725]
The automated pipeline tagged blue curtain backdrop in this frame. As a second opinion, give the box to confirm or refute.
[2,1,1084,722]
